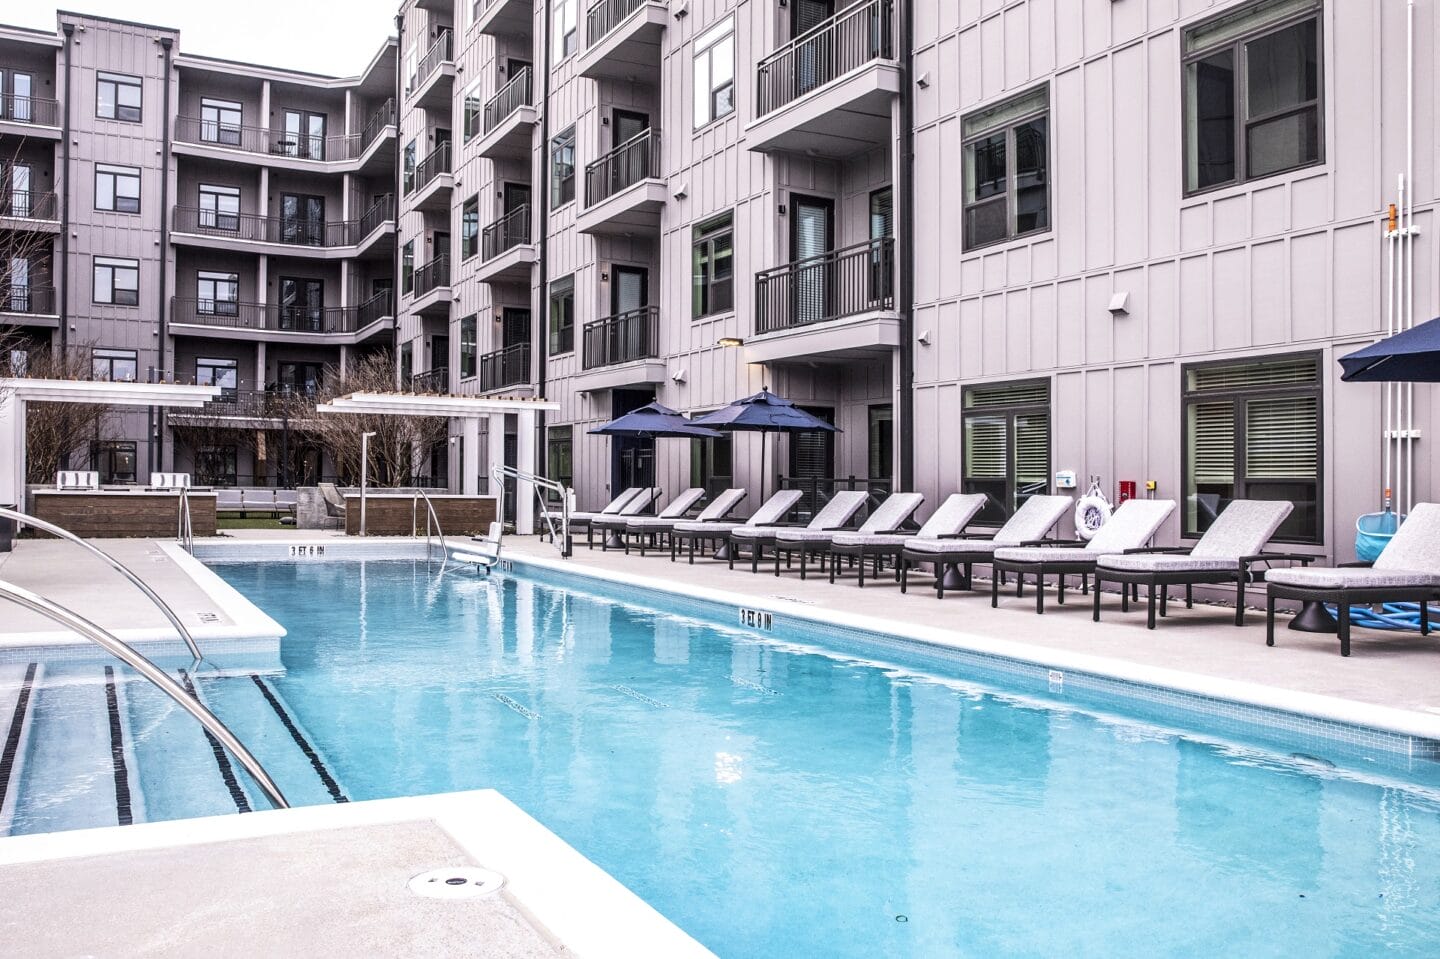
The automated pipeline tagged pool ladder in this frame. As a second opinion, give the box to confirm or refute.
[411,487,449,566]
[491,465,572,558]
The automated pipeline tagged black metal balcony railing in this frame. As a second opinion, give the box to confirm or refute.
[361,98,396,149]
[409,141,452,194]
[754,238,894,334]
[756,0,895,117]
[413,255,451,298]
[1,286,57,315]
[481,204,532,261]
[409,368,450,394]
[410,29,454,94]
[477,342,530,392]
[584,128,660,207]
[483,68,532,134]
[0,94,61,127]
[583,305,659,370]
[357,289,395,327]
[585,0,648,46]
[172,206,391,248]
[0,190,59,220]
[357,193,395,238]
[173,115,362,161]
[186,388,319,421]
[170,296,361,335]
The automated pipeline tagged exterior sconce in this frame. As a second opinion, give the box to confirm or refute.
[717,337,744,348]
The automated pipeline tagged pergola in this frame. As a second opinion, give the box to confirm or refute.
[0,378,222,506]
[315,392,560,534]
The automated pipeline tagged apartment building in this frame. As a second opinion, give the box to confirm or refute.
[1,12,399,487]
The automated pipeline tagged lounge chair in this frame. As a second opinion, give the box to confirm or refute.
[729,490,869,574]
[670,490,804,564]
[623,488,747,555]
[568,487,643,539]
[899,494,1073,598]
[595,487,705,552]
[586,487,661,548]
[318,482,348,521]
[1093,499,1309,629]
[829,493,987,587]
[774,492,927,580]
[991,498,1177,614]
[1265,502,1440,656]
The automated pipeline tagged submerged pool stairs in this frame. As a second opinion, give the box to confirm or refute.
[0,662,348,837]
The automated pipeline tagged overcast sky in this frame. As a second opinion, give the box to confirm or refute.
[11,2,399,76]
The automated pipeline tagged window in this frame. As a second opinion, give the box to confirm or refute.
[275,361,323,395]
[547,426,574,491]
[197,271,239,316]
[7,162,32,217]
[403,140,417,192]
[8,256,31,312]
[400,341,414,386]
[962,380,1050,525]
[690,429,732,499]
[693,18,735,128]
[1183,353,1321,543]
[93,257,139,306]
[96,72,141,122]
[199,184,241,232]
[4,71,35,122]
[282,109,326,160]
[550,127,575,207]
[92,347,138,383]
[278,277,324,331]
[463,79,483,140]
[870,187,894,299]
[549,275,575,355]
[402,241,415,293]
[868,404,893,481]
[405,47,418,92]
[200,97,242,145]
[95,163,141,214]
[461,196,480,259]
[460,314,478,379]
[553,0,577,60]
[962,86,1049,250]
[692,213,733,318]
[195,447,238,487]
[196,358,238,399]
[92,441,138,484]
[1184,0,1322,194]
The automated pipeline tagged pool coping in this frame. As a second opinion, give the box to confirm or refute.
[0,789,715,959]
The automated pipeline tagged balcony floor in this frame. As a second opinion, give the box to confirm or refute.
[745,309,901,364]
[745,61,900,158]
[474,106,537,161]
[578,2,667,81]
[576,179,666,236]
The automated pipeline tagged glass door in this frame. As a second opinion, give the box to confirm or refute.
[281,193,325,246]
[790,194,833,327]
[788,405,836,519]
[792,0,835,98]
[284,110,327,159]
[8,163,31,218]
[279,277,324,331]
[10,72,33,122]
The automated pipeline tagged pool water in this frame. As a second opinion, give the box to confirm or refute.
[19,560,1440,956]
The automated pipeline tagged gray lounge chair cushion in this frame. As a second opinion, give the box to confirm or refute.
[625,516,684,530]
[992,495,1075,545]
[995,499,1176,564]
[752,490,869,542]
[731,526,781,542]
[692,488,747,522]
[596,488,703,529]
[913,493,987,538]
[673,520,744,535]
[1265,503,1440,590]
[1098,554,1240,573]
[830,531,912,549]
[776,528,848,544]
[1190,499,1294,559]
[570,488,643,525]
[902,537,1002,555]
[1266,567,1440,589]
[993,545,1103,564]
[673,491,801,535]
[854,492,926,535]
[1374,502,1440,572]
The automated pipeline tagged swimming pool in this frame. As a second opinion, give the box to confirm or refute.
[8,557,1440,957]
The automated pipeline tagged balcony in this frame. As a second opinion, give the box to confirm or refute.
[0,286,59,327]
[406,141,452,212]
[475,0,531,37]
[172,116,364,171]
[476,342,531,393]
[474,68,536,160]
[476,205,537,284]
[408,29,455,110]
[410,255,452,317]
[170,389,316,428]
[0,190,60,232]
[354,194,397,259]
[356,98,398,175]
[171,207,379,258]
[409,368,450,395]
[746,0,899,158]
[747,239,899,363]
[357,289,397,330]
[0,94,61,137]
[577,306,665,390]
[576,129,665,236]
[578,0,667,81]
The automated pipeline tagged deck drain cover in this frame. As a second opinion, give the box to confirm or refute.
[408,867,505,900]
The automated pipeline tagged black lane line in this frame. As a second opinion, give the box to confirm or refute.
[103,666,134,826]
[179,670,251,814]
[249,675,348,803]
[0,663,38,817]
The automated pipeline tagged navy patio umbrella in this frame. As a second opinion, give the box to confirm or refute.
[588,402,723,439]
[691,388,840,504]
[1340,316,1440,382]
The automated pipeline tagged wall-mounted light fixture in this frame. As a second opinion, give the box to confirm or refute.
[600,272,609,282]
[717,337,745,348]
[777,204,787,216]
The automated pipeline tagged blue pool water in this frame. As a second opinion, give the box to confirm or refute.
[14,559,1440,957]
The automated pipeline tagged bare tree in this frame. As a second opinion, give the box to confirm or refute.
[22,344,116,483]
[285,353,447,487]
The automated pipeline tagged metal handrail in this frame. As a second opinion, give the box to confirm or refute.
[491,465,571,557]
[177,491,194,554]
[411,487,449,565]
[0,507,203,663]
[0,579,288,810]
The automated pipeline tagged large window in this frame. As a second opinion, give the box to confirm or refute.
[95,163,140,213]
[548,426,574,492]
[92,440,137,484]
[690,428,732,499]
[868,404,893,481]
[1183,353,1321,543]
[549,275,575,355]
[692,213,733,318]
[93,257,139,306]
[1184,0,1322,194]
[460,314,478,379]
[403,139,417,192]
[196,357,238,398]
[197,271,239,316]
[96,72,141,122]
[962,86,1049,250]
[463,79,483,140]
[693,17,735,128]
[276,361,323,395]
[92,347,138,383]
[195,447,238,487]
[962,380,1050,525]
[551,127,576,207]
[199,184,241,232]
[553,0,577,60]
[402,241,415,293]
[461,196,479,259]
[200,97,242,145]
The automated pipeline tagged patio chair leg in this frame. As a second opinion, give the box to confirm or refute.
[963,563,973,590]
[990,568,1000,607]
[1082,573,1089,595]
[1016,574,1024,598]
[900,559,909,594]
[1160,590,1168,618]
[1421,601,1430,635]
[1035,572,1046,614]
[729,544,737,570]
[800,550,808,580]
[1338,600,1351,657]
[830,553,839,584]
[894,557,902,583]
[857,554,866,587]
[1234,579,1246,626]
[1185,584,1193,608]
[1121,585,1130,613]
[1147,583,1157,630]
[1092,574,1103,622]
[1266,591,1276,645]
[1058,576,1066,605]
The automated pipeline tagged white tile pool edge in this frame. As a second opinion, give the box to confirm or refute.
[507,553,1440,748]
[0,790,715,959]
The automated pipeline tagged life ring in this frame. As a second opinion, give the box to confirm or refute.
[1074,481,1112,541]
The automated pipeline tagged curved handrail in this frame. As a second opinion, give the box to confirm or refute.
[412,487,448,564]
[176,491,194,553]
[492,465,571,558]
[0,507,204,663]
[0,579,288,810]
